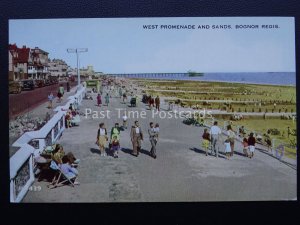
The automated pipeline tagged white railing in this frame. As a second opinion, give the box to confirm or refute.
[10,85,86,203]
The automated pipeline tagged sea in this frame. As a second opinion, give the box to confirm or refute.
[125,72,296,86]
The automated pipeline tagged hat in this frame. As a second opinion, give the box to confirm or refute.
[45,146,54,153]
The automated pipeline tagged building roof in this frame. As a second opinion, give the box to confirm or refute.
[9,44,30,64]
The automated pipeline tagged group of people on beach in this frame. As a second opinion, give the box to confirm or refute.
[201,121,257,159]
[95,120,160,159]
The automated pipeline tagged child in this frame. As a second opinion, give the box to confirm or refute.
[154,123,160,141]
[224,139,231,160]
[202,128,210,156]
[48,92,54,109]
[248,132,256,158]
[122,113,128,129]
[242,138,249,157]
[97,94,102,107]
[111,136,120,158]
[60,155,79,184]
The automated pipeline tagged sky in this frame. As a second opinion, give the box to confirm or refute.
[9,17,295,73]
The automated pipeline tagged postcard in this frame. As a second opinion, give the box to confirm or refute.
[8,17,296,202]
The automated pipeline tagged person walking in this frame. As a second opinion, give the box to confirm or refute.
[149,97,155,110]
[110,136,120,158]
[122,112,128,129]
[110,123,121,140]
[242,138,249,157]
[202,128,211,156]
[57,84,64,103]
[97,93,102,107]
[209,121,222,157]
[105,93,110,106]
[48,92,54,109]
[123,92,127,103]
[227,125,236,157]
[119,87,123,99]
[130,121,143,157]
[148,122,158,159]
[67,82,70,92]
[96,123,108,157]
[248,132,256,158]
[155,96,160,111]
[224,139,231,160]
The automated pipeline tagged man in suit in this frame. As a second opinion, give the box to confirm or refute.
[130,120,143,157]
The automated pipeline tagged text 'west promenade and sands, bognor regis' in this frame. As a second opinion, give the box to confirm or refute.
[143,24,280,30]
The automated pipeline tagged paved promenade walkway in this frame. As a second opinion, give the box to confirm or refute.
[23,86,297,202]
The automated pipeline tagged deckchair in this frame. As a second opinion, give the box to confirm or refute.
[47,161,77,189]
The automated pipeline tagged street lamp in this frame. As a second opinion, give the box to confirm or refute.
[67,48,88,87]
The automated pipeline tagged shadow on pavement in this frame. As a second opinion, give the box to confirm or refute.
[190,147,227,159]
[232,150,248,158]
[256,147,296,170]
[90,147,101,155]
[121,147,132,155]
[139,148,152,157]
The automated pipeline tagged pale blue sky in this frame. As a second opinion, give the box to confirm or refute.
[9,17,295,73]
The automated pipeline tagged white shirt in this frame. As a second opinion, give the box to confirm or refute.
[135,127,140,134]
[210,125,221,135]
[122,115,128,121]
[99,128,106,136]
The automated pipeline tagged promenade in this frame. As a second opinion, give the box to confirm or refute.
[23,83,297,202]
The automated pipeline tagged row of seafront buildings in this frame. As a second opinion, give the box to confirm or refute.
[9,43,96,81]
[9,44,68,81]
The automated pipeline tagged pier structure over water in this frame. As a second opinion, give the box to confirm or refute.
[106,73,195,78]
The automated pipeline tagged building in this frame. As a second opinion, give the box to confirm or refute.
[9,44,30,81]
[80,65,95,79]
[27,47,49,79]
[48,58,68,77]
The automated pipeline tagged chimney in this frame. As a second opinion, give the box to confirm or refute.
[23,45,26,48]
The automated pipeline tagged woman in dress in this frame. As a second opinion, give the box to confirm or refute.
[96,123,108,157]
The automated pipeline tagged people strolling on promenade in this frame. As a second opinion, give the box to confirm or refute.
[122,112,128,129]
[57,84,64,103]
[97,93,102,107]
[154,123,160,139]
[242,138,249,157]
[130,121,143,157]
[110,123,121,158]
[119,87,123,99]
[148,122,158,159]
[155,96,160,111]
[202,128,211,156]
[123,92,127,103]
[227,125,236,157]
[105,93,110,106]
[96,123,108,157]
[111,136,120,158]
[209,121,222,157]
[248,132,256,158]
[224,139,231,160]
[149,97,155,110]
[48,92,54,109]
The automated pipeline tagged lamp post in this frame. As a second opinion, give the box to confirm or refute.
[67,48,88,87]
